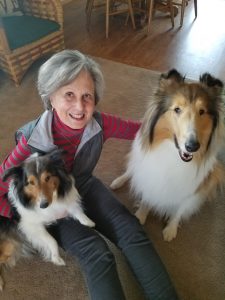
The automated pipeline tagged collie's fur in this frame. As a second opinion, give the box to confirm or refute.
[0,223,21,291]
[2,150,95,267]
[0,217,34,291]
[111,69,225,241]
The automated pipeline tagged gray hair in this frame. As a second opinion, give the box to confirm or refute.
[37,50,104,110]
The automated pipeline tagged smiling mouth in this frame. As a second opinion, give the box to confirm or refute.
[174,136,193,162]
[69,113,85,121]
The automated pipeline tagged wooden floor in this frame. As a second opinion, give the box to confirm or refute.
[63,0,225,81]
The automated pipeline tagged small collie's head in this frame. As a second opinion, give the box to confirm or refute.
[141,69,224,162]
[3,150,72,209]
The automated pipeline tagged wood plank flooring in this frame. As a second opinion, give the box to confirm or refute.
[64,0,225,81]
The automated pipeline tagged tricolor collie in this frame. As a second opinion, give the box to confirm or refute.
[3,150,95,266]
[111,69,225,241]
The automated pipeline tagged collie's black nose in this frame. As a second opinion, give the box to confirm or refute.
[185,139,200,152]
[40,200,49,209]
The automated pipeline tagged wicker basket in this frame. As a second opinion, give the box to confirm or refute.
[0,0,65,86]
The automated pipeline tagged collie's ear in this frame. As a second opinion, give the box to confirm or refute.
[2,166,23,182]
[199,73,224,96]
[159,69,185,92]
[161,69,184,82]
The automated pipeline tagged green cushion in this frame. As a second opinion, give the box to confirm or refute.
[2,15,60,50]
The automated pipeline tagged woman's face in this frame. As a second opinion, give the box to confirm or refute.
[50,70,96,129]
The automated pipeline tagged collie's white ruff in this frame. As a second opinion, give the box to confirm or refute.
[8,176,95,266]
[111,70,225,241]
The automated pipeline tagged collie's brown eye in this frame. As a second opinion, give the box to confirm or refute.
[45,175,51,182]
[199,109,205,115]
[28,180,35,186]
[174,107,181,114]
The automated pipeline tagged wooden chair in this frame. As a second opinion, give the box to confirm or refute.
[129,0,174,34]
[146,0,174,34]
[86,0,136,38]
[175,0,197,26]
[0,0,65,86]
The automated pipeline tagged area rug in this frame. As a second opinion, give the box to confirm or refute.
[0,57,224,300]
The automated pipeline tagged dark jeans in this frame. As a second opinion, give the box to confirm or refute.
[48,177,178,300]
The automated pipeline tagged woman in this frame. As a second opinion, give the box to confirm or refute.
[0,50,178,300]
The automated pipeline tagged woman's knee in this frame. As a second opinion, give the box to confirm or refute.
[108,210,150,250]
[67,233,116,270]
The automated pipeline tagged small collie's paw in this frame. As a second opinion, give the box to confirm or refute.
[135,210,147,225]
[163,224,178,242]
[83,218,95,228]
[110,178,121,190]
[78,216,95,228]
[51,255,65,266]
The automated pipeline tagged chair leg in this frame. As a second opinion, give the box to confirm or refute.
[3,57,29,86]
[146,0,154,34]
[86,0,95,30]
[127,0,136,29]
[180,0,186,27]
[194,0,197,18]
[168,0,174,28]
[106,0,110,38]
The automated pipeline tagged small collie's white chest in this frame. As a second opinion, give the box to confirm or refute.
[31,202,69,224]
[128,138,215,217]
[15,198,70,224]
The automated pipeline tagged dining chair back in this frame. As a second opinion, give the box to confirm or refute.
[86,0,136,38]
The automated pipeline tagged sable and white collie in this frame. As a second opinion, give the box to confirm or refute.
[111,69,225,242]
[3,150,95,266]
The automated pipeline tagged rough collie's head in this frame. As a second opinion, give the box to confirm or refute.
[3,150,72,209]
[141,69,224,162]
